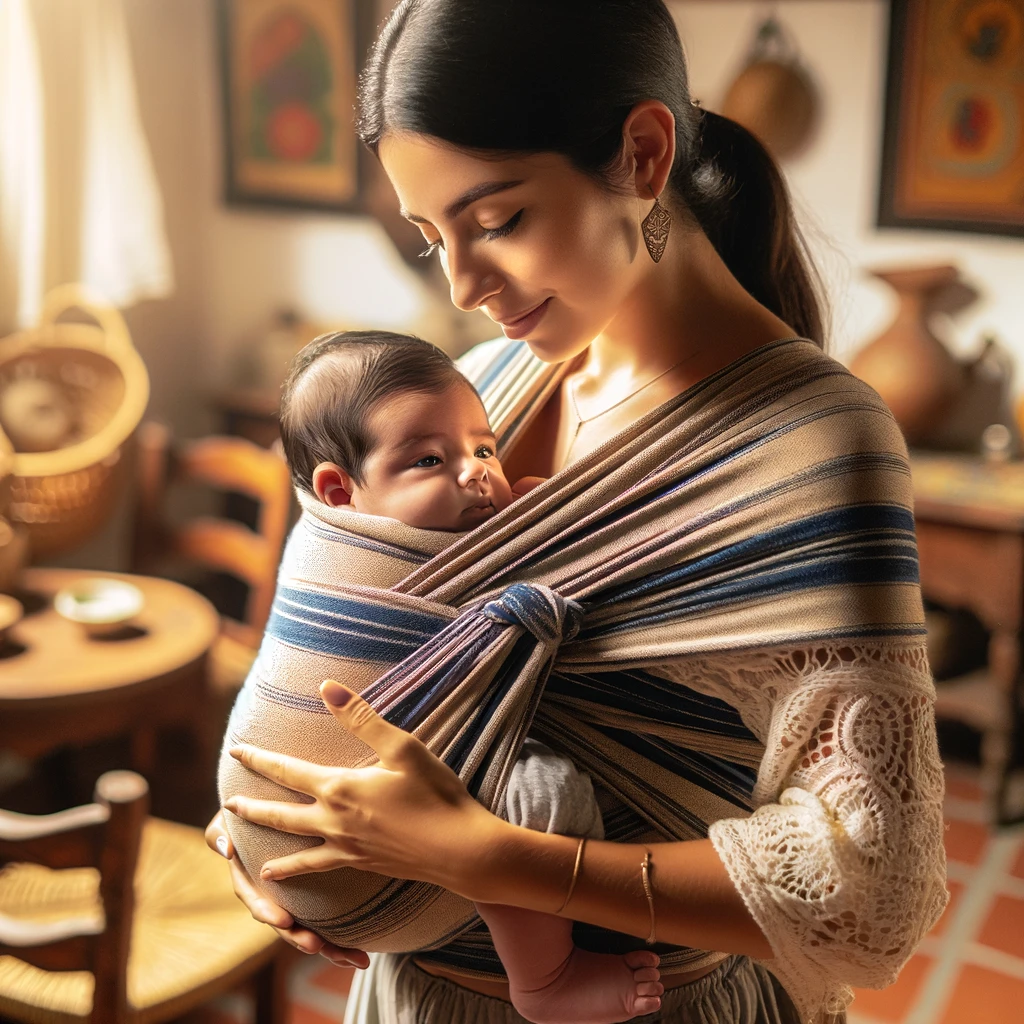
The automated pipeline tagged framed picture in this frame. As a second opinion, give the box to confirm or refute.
[217,0,372,211]
[878,0,1024,237]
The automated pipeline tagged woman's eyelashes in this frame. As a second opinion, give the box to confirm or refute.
[416,209,524,259]
[481,209,523,240]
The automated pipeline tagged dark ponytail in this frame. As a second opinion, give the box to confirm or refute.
[358,0,826,347]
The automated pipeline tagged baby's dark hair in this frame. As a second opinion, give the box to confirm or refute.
[279,330,473,494]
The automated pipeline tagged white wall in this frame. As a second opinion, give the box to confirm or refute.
[671,0,1024,375]
[122,0,485,432]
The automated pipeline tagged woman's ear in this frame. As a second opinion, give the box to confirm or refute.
[622,99,676,199]
[312,463,356,507]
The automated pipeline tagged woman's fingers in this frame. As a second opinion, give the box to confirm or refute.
[226,853,295,931]
[320,680,423,770]
[261,846,351,881]
[223,796,323,836]
[229,743,332,797]
[205,810,235,859]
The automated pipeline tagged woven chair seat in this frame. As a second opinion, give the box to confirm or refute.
[0,817,279,1023]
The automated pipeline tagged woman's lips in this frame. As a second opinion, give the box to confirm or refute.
[499,298,551,340]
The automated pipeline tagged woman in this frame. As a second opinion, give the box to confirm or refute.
[207,2,947,1022]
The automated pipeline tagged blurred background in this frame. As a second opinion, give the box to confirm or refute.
[0,2,1022,1023]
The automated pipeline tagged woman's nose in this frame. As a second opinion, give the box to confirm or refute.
[442,245,502,312]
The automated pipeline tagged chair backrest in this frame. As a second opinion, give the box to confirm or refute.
[0,771,149,1023]
[132,421,292,640]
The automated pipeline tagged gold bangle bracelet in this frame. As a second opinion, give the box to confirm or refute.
[556,837,586,914]
[641,849,657,945]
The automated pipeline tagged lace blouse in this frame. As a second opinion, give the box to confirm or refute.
[655,639,948,1023]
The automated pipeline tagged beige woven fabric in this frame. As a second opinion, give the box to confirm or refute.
[220,337,946,1023]
[0,817,278,1023]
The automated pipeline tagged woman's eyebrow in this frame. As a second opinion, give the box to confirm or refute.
[401,179,524,224]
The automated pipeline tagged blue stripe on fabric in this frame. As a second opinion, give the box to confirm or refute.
[546,670,758,743]
[589,504,918,610]
[474,338,524,395]
[273,587,452,634]
[266,587,450,660]
[598,725,757,810]
[266,610,432,661]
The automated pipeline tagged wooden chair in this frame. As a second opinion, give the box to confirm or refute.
[0,770,286,1023]
[132,421,292,701]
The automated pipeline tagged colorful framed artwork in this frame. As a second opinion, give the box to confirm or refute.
[878,0,1024,237]
[217,0,371,211]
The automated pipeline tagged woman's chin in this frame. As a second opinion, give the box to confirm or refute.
[522,330,592,365]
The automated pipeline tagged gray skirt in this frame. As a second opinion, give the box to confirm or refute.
[343,953,809,1024]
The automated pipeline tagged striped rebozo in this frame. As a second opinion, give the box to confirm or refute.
[218,337,930,976]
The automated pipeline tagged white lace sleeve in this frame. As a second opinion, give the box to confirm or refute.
[656,641,948,1024]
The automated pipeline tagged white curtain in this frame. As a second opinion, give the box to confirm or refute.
[0,0,173,332]
[0,0,46,329]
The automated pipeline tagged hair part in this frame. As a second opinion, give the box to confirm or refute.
[279,330,472,494]
[358,0,827,346]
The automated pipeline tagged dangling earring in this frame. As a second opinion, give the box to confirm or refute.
[641,189,672,264]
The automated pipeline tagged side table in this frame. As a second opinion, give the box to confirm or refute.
[0,568,220,779]
[912,453,1024,824]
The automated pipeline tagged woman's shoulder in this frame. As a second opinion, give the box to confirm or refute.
[769,338,907,452]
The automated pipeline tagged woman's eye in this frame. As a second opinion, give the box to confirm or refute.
[474,445,495,459]
[482,209,523,240]
[418,240,442,259]
[414,455,442,468]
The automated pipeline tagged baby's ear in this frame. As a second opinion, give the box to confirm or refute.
[312,463,354,507]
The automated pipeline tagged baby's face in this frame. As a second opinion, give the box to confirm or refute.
[346,384,513,531]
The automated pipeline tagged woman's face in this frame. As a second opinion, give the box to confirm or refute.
[378,132,646,363]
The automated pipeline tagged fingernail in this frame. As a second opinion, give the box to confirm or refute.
[321,679,353,707]
[215,835,230,858]
[229,746,243,759]
[260,867,273,880]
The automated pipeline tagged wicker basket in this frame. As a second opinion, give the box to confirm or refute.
[0,285,150,559]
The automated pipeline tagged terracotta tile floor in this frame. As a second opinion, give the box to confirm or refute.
[185,765,1024,1024]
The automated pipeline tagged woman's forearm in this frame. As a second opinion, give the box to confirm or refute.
[465,819,773,960]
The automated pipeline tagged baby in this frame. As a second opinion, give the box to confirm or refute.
[278,331,662,1024]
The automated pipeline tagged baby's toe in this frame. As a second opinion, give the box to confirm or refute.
[633,967,661,983]
[636,980,665,998]
[633,996,662,1016]
[624,950,660,970]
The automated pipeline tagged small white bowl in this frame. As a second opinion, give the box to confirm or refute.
[54,579,144,638]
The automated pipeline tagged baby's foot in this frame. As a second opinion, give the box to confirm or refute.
[510,948,662,1024]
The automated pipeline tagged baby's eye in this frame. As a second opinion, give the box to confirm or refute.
[414,455,442,468]
[475,445,495,459]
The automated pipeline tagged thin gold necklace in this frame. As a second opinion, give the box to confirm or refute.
[569,356,688,432]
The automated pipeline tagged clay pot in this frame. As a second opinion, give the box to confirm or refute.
[722,59,818,159]
[850,266,968,445]
[721,16,819,160]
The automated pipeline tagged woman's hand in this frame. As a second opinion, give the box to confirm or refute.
[204,810,370,968]
[221,680,504,898]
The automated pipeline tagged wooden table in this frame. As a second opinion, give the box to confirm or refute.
[0,568,219,772]
[912,453,1024,824]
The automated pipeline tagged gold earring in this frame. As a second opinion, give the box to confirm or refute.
[641,192,672,263]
